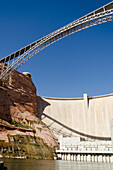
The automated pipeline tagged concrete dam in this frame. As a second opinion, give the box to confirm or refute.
[37,93,113,141]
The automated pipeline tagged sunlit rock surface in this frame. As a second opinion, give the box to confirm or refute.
[0,64,57,158]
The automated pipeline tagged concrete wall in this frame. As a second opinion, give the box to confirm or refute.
[37,93,113,140]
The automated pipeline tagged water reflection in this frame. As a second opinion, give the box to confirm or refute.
[1,159,113,170]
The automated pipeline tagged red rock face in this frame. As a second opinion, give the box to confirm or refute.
[0,65,57,147]
[0,69,37,122]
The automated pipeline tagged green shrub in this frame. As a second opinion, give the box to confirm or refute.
[11,121,31,129]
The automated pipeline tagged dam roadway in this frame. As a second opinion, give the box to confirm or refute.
[37,93,113,140]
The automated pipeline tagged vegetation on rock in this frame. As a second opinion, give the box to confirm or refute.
[11,120,31,129]
[0,134,54,159]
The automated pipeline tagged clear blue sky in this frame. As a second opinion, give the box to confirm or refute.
[0,0,113,98]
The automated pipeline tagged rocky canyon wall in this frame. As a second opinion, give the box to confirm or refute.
[0,64,57,158]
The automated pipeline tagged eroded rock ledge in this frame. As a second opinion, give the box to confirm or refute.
[0,65,57,158]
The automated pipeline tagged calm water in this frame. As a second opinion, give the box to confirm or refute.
[1,158,113,170]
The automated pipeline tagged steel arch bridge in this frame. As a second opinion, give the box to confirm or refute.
[0,1,113,82]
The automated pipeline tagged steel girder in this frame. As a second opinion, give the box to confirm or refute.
[0,1,113,82]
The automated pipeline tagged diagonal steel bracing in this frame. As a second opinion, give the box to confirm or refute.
[0,1,113,82]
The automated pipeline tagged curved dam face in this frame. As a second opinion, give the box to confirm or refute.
[37,93,113,140]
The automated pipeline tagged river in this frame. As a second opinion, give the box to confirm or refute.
[1,158,113,170]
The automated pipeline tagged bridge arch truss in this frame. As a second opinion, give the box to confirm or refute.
[0,1,113,82]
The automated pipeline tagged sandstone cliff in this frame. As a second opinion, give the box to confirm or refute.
[0,64,57,158]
